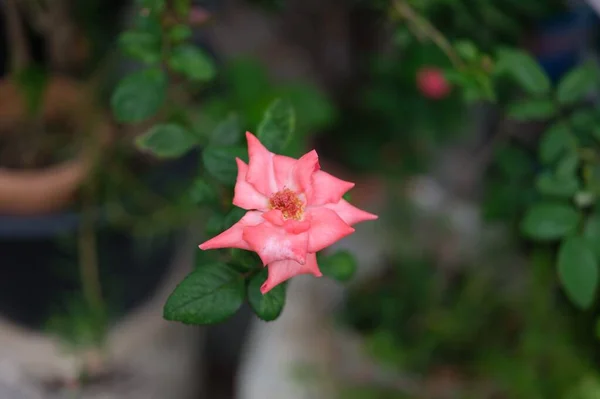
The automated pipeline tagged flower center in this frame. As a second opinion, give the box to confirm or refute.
[269,188,304,220]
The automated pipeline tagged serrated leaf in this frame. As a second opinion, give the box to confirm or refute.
[495,47,551,95]
[230,249,260,270]
[247,269,286,321]
[257,98,295,153]
[111,68,167,123]
[211,114,242,146]
[135,123,197,158]
[521,203,580,240]
[163,263,245,324]
[202,145,247,185]
[558,236,598,309]
[535,172,579,198]
[507,99,556,121]
[557,63,599,105]
[118,30,161,64]
[168,44,216,82]
[539,123,572,164]
[319,250,357,282]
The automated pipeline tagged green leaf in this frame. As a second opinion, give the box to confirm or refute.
[521,203,580,240]
[135,123,197,158]
[118,30,161,64]
[557,63,599,105]
[584,213,600,259]
[205,213,225,237]
[557,236,598,309]
[495,47,551,95]
[136,0,166,12]
[570,109,598,131]
[319,250,357,282]
[257,98,295,153]
[210,114,242,146]
[454,40,478,62]
[168,44,216,82]
[189,179,217,204]
[224,207,246,230]
[202,145,247,185]
[535,172,579,198]
[247,269,286,321]
[13,65,48,114]
[174,0,191,16]
[539,123,572,164]
[164,263,245,324]
[230,249,260,270]
[507,99,557,121]
[556,153,580,179]
[111,68,167,123]
[133,11,162,34]
[168,24,192,42]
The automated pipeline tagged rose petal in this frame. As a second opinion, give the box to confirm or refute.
[272,151,320,194]
[199,211,264,251]
[245,132,278,196]
[262,209,285,226]
[293,150,320,193]
[243,222,309,266]
[262,209,311,234]
[308,171,355,206]
[233,158,269,210]
[306,207,355,252]
[283,219,311,234]
[261,252,322,294]
[324,199,378,226]
[273,155,296,190]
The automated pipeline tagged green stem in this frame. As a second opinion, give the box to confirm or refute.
[78,181,104,318]
[392,0,465,69]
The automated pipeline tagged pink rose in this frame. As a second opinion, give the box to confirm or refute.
[199,132,378,294]
[416,67,451,99]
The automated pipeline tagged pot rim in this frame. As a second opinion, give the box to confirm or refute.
[0,76,112,215]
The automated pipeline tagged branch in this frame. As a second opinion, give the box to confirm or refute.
[392,0,464,69]
[2,0,30,73]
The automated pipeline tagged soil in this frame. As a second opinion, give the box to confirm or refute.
[0,117,83,169]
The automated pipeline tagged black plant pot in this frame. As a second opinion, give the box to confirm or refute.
[0,149,200,332]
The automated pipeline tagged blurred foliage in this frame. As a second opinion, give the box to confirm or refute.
[326,0,600,398]
[340,247,598,398]
[5,1,600,395]
[325,42,465,175]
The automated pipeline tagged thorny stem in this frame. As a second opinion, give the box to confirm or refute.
[392,0,465,70]
[78,180,104,317]
[2,0,30,73]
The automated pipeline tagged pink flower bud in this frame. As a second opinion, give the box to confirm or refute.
[416,67,451,99]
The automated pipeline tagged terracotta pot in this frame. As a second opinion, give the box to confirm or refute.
[0,77,112,215]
